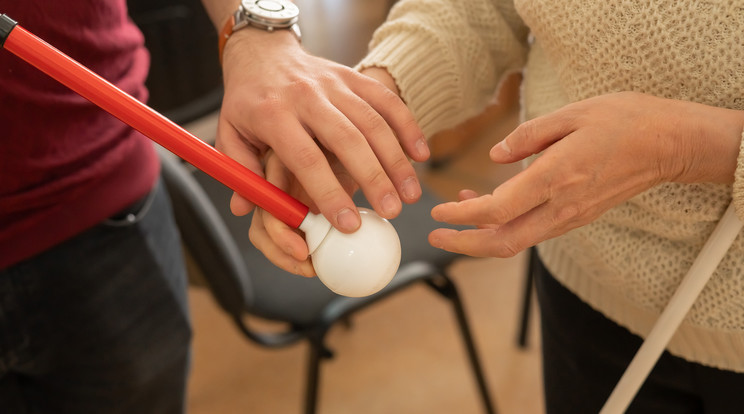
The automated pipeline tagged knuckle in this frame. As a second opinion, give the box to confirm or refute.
[289,77,319,96]
[291,145,325,172]
[361,107,390,137]
[316,186,348,209]
[552,201,583,225]
[515,119,539,145]
[253,91,285,117]
[248,221,263,247]
[332,120,362,145]
[487,203,512,224]
[388,154,413,174]
[378,87,403,106]
[495,239,522,258]
[364,167,389,188]
[397,116,421,139]
[315,71,340,86]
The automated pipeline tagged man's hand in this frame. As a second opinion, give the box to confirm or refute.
[217,28,428,233]
[222,57,417,274]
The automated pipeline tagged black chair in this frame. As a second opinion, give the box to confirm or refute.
[128,1,496,410]
[158,149,497,414]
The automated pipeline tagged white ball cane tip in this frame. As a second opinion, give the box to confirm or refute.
[311,208,401,297]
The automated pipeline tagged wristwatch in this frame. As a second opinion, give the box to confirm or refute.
[218,0,301,63]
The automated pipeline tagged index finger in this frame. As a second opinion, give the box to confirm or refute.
[264,116,363,233]
[431,168,550,226]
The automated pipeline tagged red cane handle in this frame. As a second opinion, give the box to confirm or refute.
[0,18,309,228]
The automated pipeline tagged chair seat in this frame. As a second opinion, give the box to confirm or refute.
[190,169,463,325]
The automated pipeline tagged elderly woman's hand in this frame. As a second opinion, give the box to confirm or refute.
[428,92,744,257]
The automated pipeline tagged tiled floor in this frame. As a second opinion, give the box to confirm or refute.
[183,1,544,413]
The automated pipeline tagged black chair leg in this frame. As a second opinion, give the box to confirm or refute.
[304,341,321,414]
[427,275,498,414]
[517,247,536,349]
[304,334,333,414]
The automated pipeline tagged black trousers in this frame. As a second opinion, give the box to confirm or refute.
[0,179,191,414]
[534,255,744,414]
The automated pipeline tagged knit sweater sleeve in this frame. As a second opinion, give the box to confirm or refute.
[356,0,529,138]
[733,130,744,220]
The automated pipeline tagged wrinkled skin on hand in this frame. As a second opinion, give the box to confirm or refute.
[429,92,744,258]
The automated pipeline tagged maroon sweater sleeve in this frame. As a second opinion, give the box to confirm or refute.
[0,0,159,268]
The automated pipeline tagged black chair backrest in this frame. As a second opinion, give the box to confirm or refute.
[127,0,223,124]
[158,150,255,317]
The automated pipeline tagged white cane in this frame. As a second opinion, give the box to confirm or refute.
[600,202,742,414]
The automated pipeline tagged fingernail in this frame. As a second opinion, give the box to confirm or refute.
[381,192,401,216]
[430,205,444,221]
[336,208,360,232]
[416,138,430,158]
[401,176,420,201]
[497,139,511,154]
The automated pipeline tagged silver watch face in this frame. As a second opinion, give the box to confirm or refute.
[241,0,299,26]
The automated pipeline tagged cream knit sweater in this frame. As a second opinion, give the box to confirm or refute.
[358,0,744,372]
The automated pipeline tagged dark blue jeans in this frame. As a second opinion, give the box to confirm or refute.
[535,255,744,413]
[0,179,191,413]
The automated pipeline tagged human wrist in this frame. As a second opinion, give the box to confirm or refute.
[217,0,301,64]
[668,104,744,184]
[221,23,302,64]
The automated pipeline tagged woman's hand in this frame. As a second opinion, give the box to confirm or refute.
[429,91,744,257]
